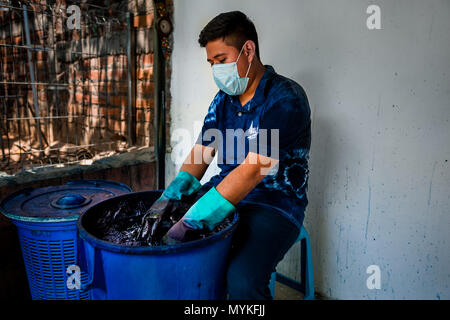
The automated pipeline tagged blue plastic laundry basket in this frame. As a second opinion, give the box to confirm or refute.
[0,180,131,300]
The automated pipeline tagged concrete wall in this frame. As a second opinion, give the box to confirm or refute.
[167,0,450,299]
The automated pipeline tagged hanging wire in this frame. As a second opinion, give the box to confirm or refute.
[0,0,142,174]
[0,0,127,24]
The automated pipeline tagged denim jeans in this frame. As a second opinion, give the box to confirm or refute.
[226,202,303,300]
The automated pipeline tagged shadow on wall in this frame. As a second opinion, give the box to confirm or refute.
[298,68,345,298]
[274,67,335,293]
[307,115,337,297]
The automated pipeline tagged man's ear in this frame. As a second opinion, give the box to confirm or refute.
[244,40,256,63]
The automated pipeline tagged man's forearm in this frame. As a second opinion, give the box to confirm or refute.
[165,153,277,239]
[179,144,215,181]
[215,153,278,205]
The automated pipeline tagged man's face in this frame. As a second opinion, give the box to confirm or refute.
[205,38,249,78]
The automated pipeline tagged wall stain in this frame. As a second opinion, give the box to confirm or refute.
[428,161,437,207]
[371,95,382,172]
[365,177,372,241]
[344,166,349,201]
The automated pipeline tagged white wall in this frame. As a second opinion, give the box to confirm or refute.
[167,0,450,299]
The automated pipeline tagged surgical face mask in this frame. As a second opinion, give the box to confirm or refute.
[212,44,252,96]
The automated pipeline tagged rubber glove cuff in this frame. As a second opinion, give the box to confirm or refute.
[166,219,196,241]
[183,187,235,231]
[162,170,202,201]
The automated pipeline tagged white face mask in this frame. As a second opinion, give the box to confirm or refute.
[211,44,252,96]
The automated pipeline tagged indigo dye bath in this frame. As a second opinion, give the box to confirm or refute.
[91,196,233,247]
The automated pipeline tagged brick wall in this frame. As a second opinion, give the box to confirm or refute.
[0,0,173,173]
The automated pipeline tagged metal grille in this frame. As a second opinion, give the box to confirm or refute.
[0,0,146,176]
[19,235,89,299]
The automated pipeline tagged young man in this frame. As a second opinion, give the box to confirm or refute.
[147,11,311,300]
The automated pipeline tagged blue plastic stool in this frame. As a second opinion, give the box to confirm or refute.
[269,225,314,300]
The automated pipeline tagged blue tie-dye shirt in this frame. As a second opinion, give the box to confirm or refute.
[196,65,311,230]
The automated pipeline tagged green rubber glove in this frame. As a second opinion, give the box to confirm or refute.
[162,170,202,201]
[138,171,201,244]
[182,187,235,231]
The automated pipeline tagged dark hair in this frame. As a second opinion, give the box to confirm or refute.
[198,11,260,60]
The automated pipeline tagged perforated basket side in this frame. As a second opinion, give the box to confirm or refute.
[16,226,89,300]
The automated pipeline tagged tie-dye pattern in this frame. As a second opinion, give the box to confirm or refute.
[196,65,311,229]
[261,148,310,199]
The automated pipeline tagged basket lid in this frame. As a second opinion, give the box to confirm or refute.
[0,180,131,222]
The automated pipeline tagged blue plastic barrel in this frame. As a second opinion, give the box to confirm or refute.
[0,180,131,300]
[77,191,239,300]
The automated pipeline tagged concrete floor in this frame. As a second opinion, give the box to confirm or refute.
[273,281,325,300]
[273,281,305,300]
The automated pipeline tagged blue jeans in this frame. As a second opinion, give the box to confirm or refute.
[226,202,303,300]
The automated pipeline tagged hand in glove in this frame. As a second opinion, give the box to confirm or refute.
[167,187,235,242]
[138,171,201,245]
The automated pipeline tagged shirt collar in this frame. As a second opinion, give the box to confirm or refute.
[229,65,276,112]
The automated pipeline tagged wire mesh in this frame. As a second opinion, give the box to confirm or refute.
[0,0,148,175]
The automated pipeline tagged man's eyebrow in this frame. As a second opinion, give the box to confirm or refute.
[207,53,226,61]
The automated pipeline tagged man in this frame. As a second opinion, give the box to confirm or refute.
[146,11,311,300]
